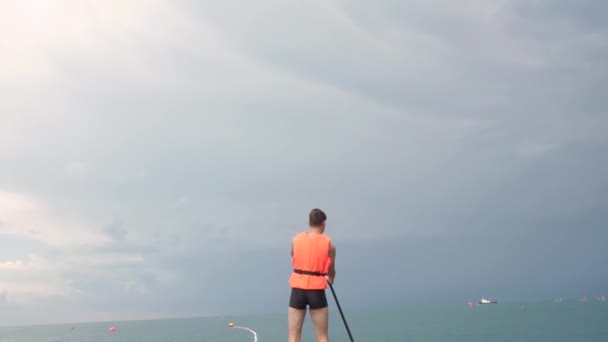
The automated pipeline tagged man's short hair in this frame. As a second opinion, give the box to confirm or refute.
[309,208,327,227]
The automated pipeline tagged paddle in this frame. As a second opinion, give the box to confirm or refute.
[327,278,355,342]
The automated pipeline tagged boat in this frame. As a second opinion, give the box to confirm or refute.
[479,297,498,304]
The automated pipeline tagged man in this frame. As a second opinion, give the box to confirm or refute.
[288,208,336,342]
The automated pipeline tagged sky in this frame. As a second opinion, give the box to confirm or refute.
[1,0,607,326]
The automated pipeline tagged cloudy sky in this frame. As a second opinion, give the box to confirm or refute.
[1,0,607,326]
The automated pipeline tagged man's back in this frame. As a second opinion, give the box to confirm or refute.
[288,208,335,342]
[290,232,332,290]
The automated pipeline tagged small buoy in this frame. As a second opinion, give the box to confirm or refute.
[467,301,473,308]
[228,322,235,327]
[109,326,116,333]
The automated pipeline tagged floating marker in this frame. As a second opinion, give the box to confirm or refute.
[467,301,473,308]
[228,322,258,342]
[109,326,116,333]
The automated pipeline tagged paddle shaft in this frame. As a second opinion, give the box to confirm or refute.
[328,282,355,342]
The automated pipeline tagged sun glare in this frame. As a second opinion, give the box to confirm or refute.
[1,0,81,49]
[0,0,164,75]
[0,0,92,76]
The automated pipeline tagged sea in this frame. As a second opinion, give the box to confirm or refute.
[0,301,606,342]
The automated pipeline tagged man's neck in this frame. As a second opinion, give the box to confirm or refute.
[308,227,323,235]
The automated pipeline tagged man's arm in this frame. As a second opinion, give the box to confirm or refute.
[327,242,336,284]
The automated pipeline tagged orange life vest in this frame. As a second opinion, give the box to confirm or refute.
[289,232,332,290]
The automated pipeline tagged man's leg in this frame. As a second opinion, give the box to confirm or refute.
[288,307,306,342]
[309,290,329,342]
[289,288,307,342]
[310,307,329,342]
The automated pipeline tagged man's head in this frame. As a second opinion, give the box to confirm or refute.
[308,208,327,230]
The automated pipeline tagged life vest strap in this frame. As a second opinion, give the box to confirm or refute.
[293,269,326,277]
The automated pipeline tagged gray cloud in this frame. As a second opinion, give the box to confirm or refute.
[0,0,606,326]
[103,218,127,241]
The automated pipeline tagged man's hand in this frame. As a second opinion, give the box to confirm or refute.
[326,275,334,285]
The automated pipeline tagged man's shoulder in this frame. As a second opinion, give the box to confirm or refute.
[324,235,334,249]
[328,239,336,256]
[328,237,335,248]
[292,231,306,240]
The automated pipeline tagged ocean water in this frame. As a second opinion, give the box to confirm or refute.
[1,301,606,342]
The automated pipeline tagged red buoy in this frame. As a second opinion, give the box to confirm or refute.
[109,326,116,333]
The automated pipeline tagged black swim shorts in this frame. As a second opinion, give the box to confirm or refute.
[289,288,328,310]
